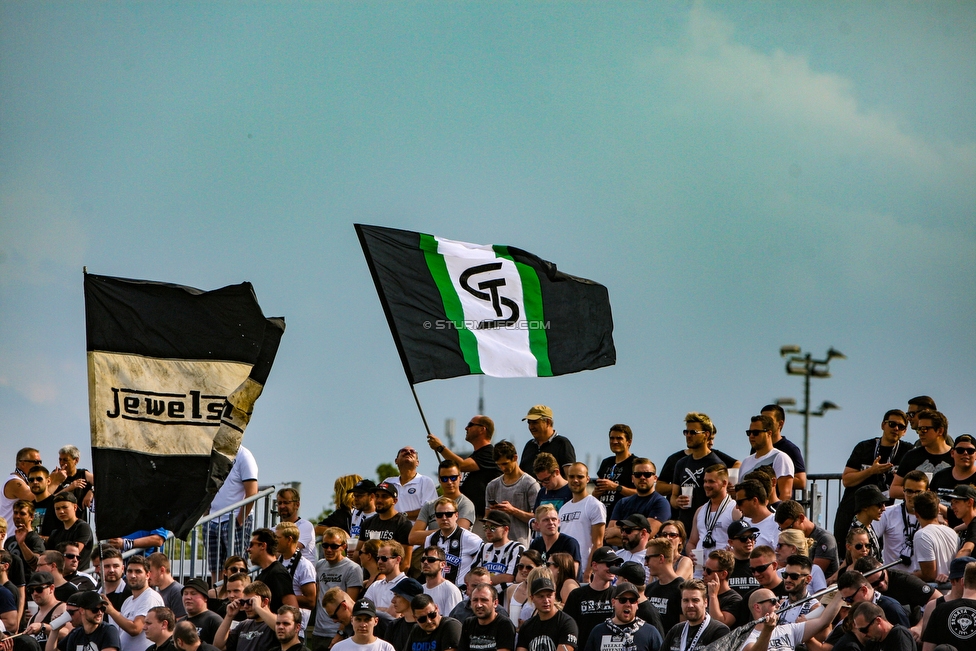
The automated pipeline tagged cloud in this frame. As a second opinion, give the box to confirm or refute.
[0,168,88,287]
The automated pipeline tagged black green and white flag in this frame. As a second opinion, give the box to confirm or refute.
[355,224,615,384]
[84,273,284,539]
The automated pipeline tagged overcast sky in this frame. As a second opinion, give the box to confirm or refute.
[2,2,974,523]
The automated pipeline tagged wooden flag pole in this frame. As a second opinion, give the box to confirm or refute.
[410,384,442,461]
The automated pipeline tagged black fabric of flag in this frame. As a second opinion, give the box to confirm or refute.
[84,273,284,539]
[356,224,615,384]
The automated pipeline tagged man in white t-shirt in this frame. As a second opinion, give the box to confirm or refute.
[104,556,166,651]
[383,447,437,523]
[206,445,259,585]
[740,586,843,651]
[735,480,780,549]
[275,488,316,562]
[330,597,394,651]
[558,462,606,581]
[912,490,959,584]
[739,415,794,504]
[419,546,463,616]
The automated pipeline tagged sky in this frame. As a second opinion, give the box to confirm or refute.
[2,2,974,525]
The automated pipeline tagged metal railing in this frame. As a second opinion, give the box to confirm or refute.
[802,473,844,531]
[116,485,279,583]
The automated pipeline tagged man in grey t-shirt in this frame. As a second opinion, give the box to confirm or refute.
[484,441,540,546]
[313,528,365,648]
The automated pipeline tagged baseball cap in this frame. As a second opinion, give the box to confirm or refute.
[348,479,377,494]
[955,435,976,447]
[70,591,104,610]
[182,578,210,597]
[523,405,553,421]
[351,597,377,617]
[531,577,556,595]
[951,485,976,501]
[727,521,759,539]
[482,511,512,527]
[390,578,424,599]
[372,482,399,499]
[609,561,646,586]
[613,582,640,599]
[619,514,651,531]
[592,546,622,566]
[949,556,976,580]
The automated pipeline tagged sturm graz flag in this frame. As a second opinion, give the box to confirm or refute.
[355,224,615,383]
[84,273,284,539]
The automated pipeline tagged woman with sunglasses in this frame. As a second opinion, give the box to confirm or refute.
[504,550,542,629]
[657,520,694,581]
[546,552,580,605]
[775,530,826,592]
[832,527,873,583]
[208,555,248,600]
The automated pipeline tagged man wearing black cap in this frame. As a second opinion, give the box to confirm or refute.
[952,485,976,557]
[340,480,376,562]
[662,579,729,651]
[563,547,622,646]
[607,562,664,637]
[45,493,93,571]
[47,591,88,651]
[356,483,413,572]
[23,571,67,646]
[583,582,663,651]
[725,522,760,597]
[458,583,515,651]
[330,598,394,651]
[405,594,461,651]
[930,434,976,528]
[383,578,422,651]
[851,485,886,561]
[475,512,524,592]
[516,578,578,651]
[179,579,222,645]
[58,591,122,651]
[614,515,651,571]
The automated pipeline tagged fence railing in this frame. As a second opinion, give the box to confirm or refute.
[117,485,279,583]
[802,473,844,532]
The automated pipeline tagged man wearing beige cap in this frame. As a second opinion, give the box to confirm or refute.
[519,405,576,476]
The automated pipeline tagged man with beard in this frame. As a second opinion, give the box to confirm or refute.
[671,414,740,533]
[592,425,638,524]
[661,580,729,651]
[57,591,121,651]
[179,579,222,645]
[312,528,363,650]
[615,515,652,576]
[418,547,462,617]
[275,490,315,563]
[404,595,461,651]
[145,607,177,651]
[890,410,952,501]
[104,556,166,651]
[424,499,482,588]
[563,548,622,646]
[776,556,819,624]
[687,466,736,566]
[607,460,669,546]
[474,512,523,593]
[584,582,663,651]
[726,522,760,597]
[426,416,501,522]
[356,484,413,572]
[23,572,68,648]
[59,543,96,592]
[850,602,916,651]
[273,606,305,651]
[458,584,515,651]
[100,549,132,611]
[409,462,478,547]
[835,410,911,544]
[515,578,578,651]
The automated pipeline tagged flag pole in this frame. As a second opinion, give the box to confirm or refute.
[410,384,442,461]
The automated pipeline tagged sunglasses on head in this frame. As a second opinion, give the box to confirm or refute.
[632,471,656,479]
[750,562,774,575]
[416,611,438,624]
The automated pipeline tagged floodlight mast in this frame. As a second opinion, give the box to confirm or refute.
[777,346,846,466]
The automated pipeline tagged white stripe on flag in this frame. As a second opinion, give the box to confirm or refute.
[435,237,538,377]
[88,351,252,454]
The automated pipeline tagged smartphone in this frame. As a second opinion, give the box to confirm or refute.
[488,500,498,506]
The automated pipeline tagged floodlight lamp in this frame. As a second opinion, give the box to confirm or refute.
[826,347,846,360]
[810,368,831,378]
[820,401,840,411]
[776,397,797,406]
[780,345,802,357]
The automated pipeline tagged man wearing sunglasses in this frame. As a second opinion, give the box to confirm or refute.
[850,601,915,651]
[738,415,794,506]
[405,594,461,651]
[890,410,952,502]
[776,556,820,625]
[59,591,122,651]
[661,580,729,651]
[734,481,779,549]
[701,550,741,628]
[2,448,41,531]
[362,542,407,614]
[425,497,483,590]
[606,460,668,547]
[733,546,787,628]
[475,512,524,592]
[584,582,663,651]
[408,462,477,547]
[27,465,59,539]
[418,546,462,617]
[23,571,68,646]
[532,454,572,515]
[740,586,844,651]
[726,522,760,597]
[426,416,501,521]
[836,571,910,627]
[312,528,363,651]
[929,434,976,528]
[644,538,684,633]
[906,396,937,433]
[834,410,911,544]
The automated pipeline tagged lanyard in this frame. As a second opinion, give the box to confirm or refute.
[679,614,711,651]
[703,496,732,538]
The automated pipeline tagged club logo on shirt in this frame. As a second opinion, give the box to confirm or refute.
[409,488,417,494]
[948,606,976,639]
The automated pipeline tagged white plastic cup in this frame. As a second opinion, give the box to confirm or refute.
[727,468,739,485]
[28,601,39,617]
[681,486,694,499]
[346,536,359,550]
[692,548,705,567]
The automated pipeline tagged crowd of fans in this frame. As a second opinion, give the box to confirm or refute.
[2,396,973,651]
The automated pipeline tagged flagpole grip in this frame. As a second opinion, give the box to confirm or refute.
[410,384,442,461]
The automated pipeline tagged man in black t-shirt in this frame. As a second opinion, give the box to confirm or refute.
[356,483,415,570]
[661,580,728,651]
[890,409,952,501]
[562,548,620,645]
[518,406,576,477]
[929,434,976,528]
[45,493,93,570]
[427,415,501,519]
[57,590,122,651]
[850,601,916,651]
[644,539,684,633]
[592,425,637,524]
[405,594,462,651]
[516,578,578,651]
[459,584,516,651]
[726,522,760,597]
[179,578,223,644]
[585,582,664,651]
[248,529,298,613]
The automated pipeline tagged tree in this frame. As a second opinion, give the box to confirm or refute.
[376,462,397,483]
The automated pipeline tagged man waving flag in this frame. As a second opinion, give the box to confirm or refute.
[355,224,615,383]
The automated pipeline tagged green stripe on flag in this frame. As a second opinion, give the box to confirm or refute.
[419,234,482,375]
[494,245,553,377]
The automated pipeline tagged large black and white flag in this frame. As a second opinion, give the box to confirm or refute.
[356,224,615,384]
[84,273,284,539]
